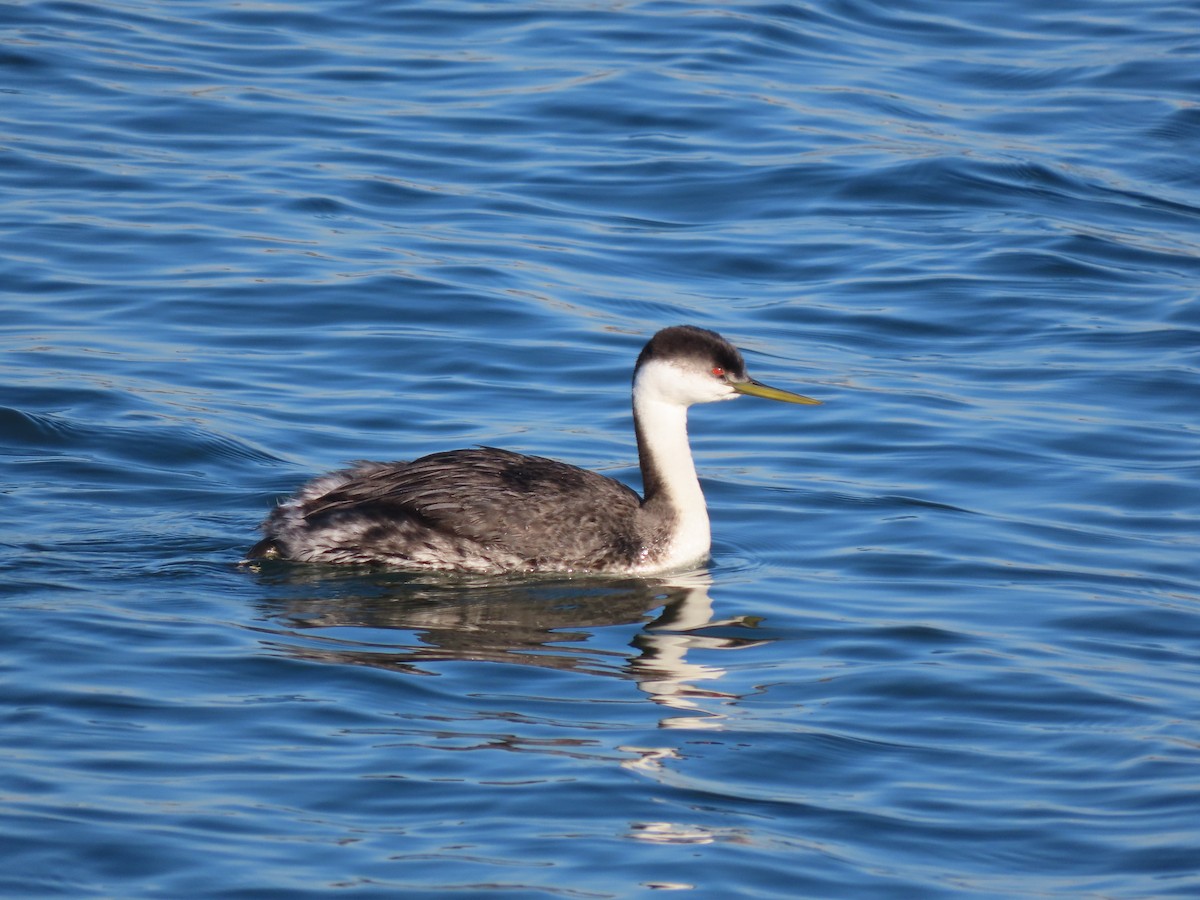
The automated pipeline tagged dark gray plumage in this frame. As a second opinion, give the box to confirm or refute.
[248,325,820,575]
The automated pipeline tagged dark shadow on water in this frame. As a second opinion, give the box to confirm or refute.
[247,565,771,719]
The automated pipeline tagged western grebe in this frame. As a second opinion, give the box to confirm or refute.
[247,325,820,574]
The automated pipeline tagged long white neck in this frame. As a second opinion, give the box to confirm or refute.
[632,365,711,568]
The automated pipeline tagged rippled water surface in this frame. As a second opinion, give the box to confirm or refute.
[3,1,1199,896]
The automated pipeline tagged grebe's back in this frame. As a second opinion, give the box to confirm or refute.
[250,448,651,572]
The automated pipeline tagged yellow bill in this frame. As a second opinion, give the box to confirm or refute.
[732,379,822,405]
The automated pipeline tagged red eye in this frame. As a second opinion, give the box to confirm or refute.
[711,367,725,377]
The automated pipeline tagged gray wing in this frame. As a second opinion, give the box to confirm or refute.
[295,448,646,565]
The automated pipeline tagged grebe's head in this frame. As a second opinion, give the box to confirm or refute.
[633,325,821,408]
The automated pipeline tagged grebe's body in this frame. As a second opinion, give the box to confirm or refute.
[248,325,819,574]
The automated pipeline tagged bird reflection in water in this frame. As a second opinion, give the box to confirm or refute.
[251,567,767,722]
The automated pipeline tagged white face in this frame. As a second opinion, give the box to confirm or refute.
[634,357,740,408]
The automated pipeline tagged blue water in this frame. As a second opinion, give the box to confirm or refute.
[3,0,1199,896]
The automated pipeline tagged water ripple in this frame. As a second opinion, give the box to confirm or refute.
[3,0,1199,897]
